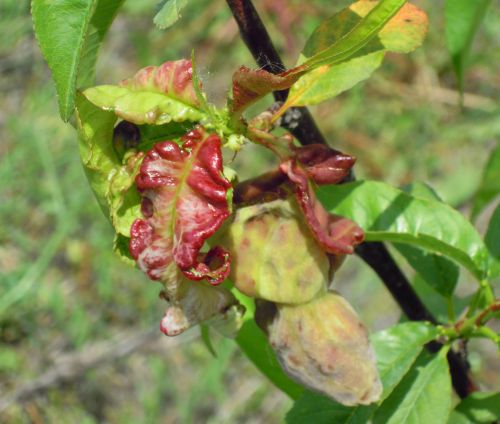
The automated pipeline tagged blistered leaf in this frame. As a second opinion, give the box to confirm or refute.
[263,292,382,406]
[129,127,232,284]
[32,0,124,121]
[153,0,188,29]
[223,199,329,304]
[285,1,427,107]
[281,159,364,255]
[318,181,490,280]
[75,93,141,237]
[84,59,206,125]
[286,322,439,423]
[160,277,240,336]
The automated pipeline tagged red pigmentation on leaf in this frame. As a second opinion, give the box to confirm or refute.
[130,127,232,284]
[294,144,356,185]
[280,159,364,255]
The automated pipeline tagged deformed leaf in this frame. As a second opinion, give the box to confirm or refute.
[75,93,142,237]
[372,349,452,424]
[129,127,232,284]
[154,0,188,30]
[317,181,490,280]
[222,199,329,304]
[32,0,124,121]
[281,159,364,255]
[84,59,206,125]
[286,322,438,423]
[263,292,382,406]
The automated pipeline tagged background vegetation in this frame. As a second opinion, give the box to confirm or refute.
[0,0,498,422]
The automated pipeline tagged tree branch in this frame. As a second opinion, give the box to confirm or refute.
[226,0,476,399]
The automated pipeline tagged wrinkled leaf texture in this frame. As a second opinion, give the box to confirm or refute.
[318,181,490,280]
[129,127,232,284]
[32,0,123,121]
[84,59,206,125]
[286,322,439,423]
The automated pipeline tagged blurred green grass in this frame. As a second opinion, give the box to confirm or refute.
[0,0,499,422]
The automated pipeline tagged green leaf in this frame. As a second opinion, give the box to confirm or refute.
[394,243,459,298]
[230,288,303,400]
[154,0,188,29]
[317,181,490,280]
[302,0,407,69]
[32,0,123,121]
[396,183,460,298]
[372,348,452,424]
[454,392,500,423]
[445,0,492,94]
[75,92,141,236]
[485,204,500,279]
[83,59,206,125]
[286,322,438,423]
[471,144,500,220]
[285,1,427,107]
[236,320,304,400]
[77,0,125,88]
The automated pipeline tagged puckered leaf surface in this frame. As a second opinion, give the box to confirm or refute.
[84,59,206,125]
[75,93,141,238]
[280,157,364,255]
[129,127,232,284]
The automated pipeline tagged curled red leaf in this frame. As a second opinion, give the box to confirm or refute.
[294,144,355,185]
[130,127,232,284]
[280,158,364,255]
[231,65,304,113]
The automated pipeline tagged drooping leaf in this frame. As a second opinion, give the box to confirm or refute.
[154,0,188,29]
[372,349,452,424]
[84,59,206,125]
[485,203,500,279]
[75,93,142,237]
[32,0,123,121]
[285,1,428,107]
[454,392,500,423]
[286,322,439,423]
[129,127,232,284]
[317,181,490,280]
[231,66,303,113]
[471,144,500,220]
[281,159,364,255]
[445,0,492,94]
